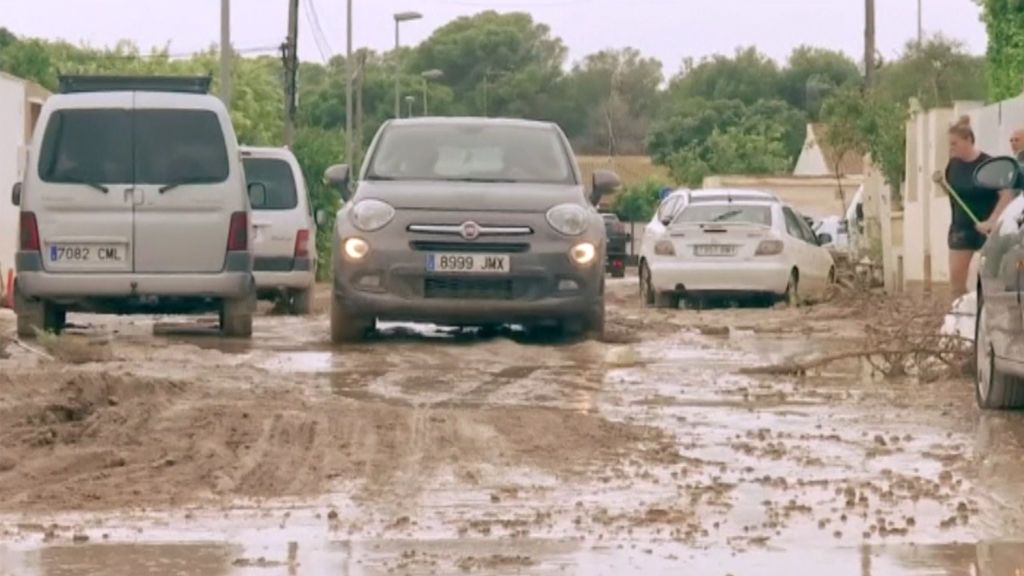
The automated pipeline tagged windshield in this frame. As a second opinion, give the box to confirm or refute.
[38,108,229,185]
[366,123,575,184]
[675,203,773,226]
[243,158,298,210]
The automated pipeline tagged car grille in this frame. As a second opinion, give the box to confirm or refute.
[423,277,517,300]
[410,241,530,253]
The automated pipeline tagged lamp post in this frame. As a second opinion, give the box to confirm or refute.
[394,11,423,119]
[420,69,443,116]
[405,95,416,118]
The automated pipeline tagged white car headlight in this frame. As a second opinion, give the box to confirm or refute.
[349,199,395,232]
[546,204,589,236]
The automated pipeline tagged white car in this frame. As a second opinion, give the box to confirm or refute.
[639,190,835,308]
[12,75,258,337]
[638,188,690,261]
[241,147,317,315]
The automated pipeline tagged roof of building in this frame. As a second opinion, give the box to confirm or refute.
[808,123,865,176]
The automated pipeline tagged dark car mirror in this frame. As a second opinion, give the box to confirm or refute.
[817,233,833,246]
[974,156,1021,190]
[315,209,330,228]
[247,182,267,207]
[590,169,621,205]
[11,182,21,206]
[324,164,352,201]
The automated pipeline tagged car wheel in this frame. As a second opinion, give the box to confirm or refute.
[782,269,800,308]
[330,296,373,344]
[583,297,606,339]
[975,297,1024,409]
[14,282,64,338]
[639,262,655,306]
[220,293,255,338]
[290,287,314,316]
[653,290,678,309]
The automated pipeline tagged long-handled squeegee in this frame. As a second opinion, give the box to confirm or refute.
[931,170,981,226]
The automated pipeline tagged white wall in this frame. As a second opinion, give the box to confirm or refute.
[0,76,25,300]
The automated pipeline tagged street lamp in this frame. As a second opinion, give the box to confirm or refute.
[405,95,416,118]
[420,69,443,116]
[394,11,423,119]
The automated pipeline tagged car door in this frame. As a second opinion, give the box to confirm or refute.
[244,153,304,270]
[30,99,135,273]
[131,94,238,273]
[794,211,833,294]
[644,196,678,255]
[983,194,1024,364]
[781,207,817,292]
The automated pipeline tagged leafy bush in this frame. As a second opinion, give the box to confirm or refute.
[611,178,666,222]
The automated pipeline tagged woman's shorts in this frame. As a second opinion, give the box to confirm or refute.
[948,226,986,251]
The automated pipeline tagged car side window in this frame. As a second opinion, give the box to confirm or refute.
[795,215,818,245]
[783,208,814,244]
[656,197,677,223]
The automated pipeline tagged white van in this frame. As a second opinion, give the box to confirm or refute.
[11,75,258,338]
[241,146,316,314]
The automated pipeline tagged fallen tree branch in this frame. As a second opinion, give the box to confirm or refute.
[740,345,969,376]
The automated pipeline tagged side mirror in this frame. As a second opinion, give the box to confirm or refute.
[590,169,621,205]
[817,233,833,246]
[11,182,21,206]
[247,182,267,207]
[315,209,330,228]
[974,156,1021,190]
[324,164,352,202]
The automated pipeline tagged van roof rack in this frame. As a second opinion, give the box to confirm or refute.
[58,75,213,95]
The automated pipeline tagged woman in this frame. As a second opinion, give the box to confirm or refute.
[945,116,1014,297]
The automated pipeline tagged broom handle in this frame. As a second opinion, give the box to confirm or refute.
[932,171,982,226]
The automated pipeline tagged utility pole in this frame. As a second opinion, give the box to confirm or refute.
[864,0,876,89]
[354,51,366,171]
[917,0,923,45]
[345,0,354,173]
[282,0,299,146]
[220,0,231,105]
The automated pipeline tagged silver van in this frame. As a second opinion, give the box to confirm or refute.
[322,117,620,343]
[242,146,317,314]
[11,76,259,338]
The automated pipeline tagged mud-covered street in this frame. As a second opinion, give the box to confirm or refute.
[2,279,1024,575]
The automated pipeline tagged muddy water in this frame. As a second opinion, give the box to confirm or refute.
[3,281,1024,575]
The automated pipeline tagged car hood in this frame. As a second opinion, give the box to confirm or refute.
[353,180,589,212]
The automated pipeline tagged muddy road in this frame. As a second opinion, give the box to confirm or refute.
[2,279,1024,575]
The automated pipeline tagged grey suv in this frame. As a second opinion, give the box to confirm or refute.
[322,118,620,343]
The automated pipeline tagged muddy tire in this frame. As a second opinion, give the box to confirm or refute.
[975,297,1024,409]
[653,290,678,309]
[220,293,254,338]
[290,287,314,316]
[639,262,655,306]
[330,297,373,344]
[581,297,606,340]
[14,283,64,338]
[611,267,626,279]
[781,270,800,308]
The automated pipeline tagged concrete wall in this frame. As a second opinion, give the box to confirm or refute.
[902,97,1024,287]
[0,75,26,302]
[701,174,864,219]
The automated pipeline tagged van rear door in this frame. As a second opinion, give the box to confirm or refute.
[33,98,135,273]
[131,94,237,273]
[243,154,304,270]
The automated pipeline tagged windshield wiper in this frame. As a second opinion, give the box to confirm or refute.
[447,177,518,183]
[159,177,218,194]
[710,209,744,222]
[61,175,109,194]
[364,174,396,181]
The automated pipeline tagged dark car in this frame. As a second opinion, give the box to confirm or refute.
[601,212,629,278]
[971,156,1024,409]
[320,117,621,343]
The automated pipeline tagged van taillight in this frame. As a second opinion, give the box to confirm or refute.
[20,212,40,251]
[226,212,248,252]
[294,229,310,259]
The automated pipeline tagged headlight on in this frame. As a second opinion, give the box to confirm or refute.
[570,242,597,265]
[349,199,395,232]
[343,237,370,260]
[654,240,675,256]
[546,204,589,236]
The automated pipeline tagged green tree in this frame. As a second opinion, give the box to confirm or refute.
[668,47,781,105]
[293,127,345,278]
[977,0,1024,100]
[875,36,987,109]
[611,178,665,222]
[779,46,861,119]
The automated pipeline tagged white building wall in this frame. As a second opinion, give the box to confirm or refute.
[0,76,26,301]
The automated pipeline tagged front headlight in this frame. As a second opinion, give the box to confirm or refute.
[349,199,395,232]
[546,204,589,236]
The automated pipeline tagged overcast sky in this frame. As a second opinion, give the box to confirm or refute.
[0,0,987,74]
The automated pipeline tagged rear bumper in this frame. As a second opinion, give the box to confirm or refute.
[15,251,254,299]
[649,257,790,295]
[254,257,315,290]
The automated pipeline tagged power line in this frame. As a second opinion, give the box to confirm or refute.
[301,1,330,62]
[306,0,334,58]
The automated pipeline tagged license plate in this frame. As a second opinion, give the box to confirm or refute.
[694,244,736,257]
[426,253,509,274]
[49,244,126,264]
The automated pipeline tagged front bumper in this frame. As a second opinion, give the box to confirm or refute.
[334,247,602,324]
[649,257,790,295]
